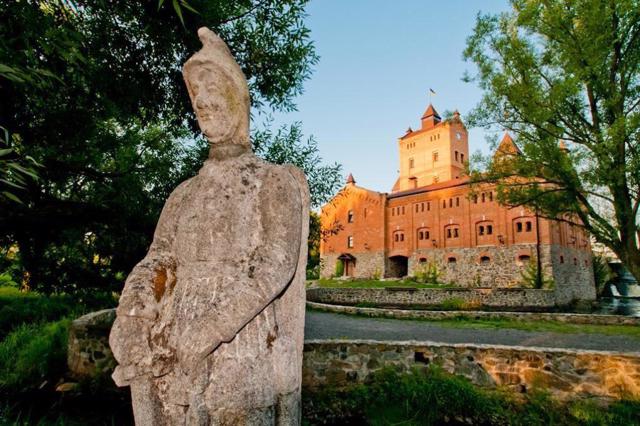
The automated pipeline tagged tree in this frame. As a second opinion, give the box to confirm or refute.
[464,0,640,282]
[0,0,332,293]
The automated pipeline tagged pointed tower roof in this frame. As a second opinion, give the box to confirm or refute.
[346,173,356,185]
[421,103,441,120]
[420,103,441,129]
[493,133,522,161]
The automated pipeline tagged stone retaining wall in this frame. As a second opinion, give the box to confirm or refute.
[307,302,640,326]
[67,309,117,379]
[67,310,640,401]
[307,287,558,309]
[303,340,640,400]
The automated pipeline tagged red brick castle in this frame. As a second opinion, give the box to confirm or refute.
[319,104,595,304]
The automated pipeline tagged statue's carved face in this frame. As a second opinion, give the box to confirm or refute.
[189,67,241,144]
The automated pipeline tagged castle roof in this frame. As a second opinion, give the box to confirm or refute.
[494,133,522,158]
[388,176,471,199]
[421,103,441,120]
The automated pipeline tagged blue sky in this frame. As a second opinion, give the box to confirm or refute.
[266,0,511,193]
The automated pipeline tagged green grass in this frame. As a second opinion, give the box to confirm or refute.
[308,306,640,338]
[430,316,640,338]
[0,286,117,339]
[314,278,455,289]
[0,320,70,392]
[303,366,640,425]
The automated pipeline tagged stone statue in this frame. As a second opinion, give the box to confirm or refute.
[109,27,309,425]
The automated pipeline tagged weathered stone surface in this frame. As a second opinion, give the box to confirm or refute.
[108,27,309,425]
[68,308,117,379]
[302,340,640,401]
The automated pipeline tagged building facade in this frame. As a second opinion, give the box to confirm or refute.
[320,104,595,304]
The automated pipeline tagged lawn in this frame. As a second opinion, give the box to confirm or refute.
[313,278,455,289]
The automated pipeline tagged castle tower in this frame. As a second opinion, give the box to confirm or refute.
[393,105,468,192]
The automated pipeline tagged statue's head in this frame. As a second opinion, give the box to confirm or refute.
[183,28,251,157]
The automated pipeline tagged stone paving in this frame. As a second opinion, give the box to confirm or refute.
[304,310,640,353]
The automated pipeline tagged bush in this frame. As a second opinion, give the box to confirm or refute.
[334,260,344,278]
[302,366,640,425]
[0,320,70,393]
[413,260,441,284]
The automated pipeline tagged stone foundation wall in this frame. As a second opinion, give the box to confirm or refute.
[551,245,597,304]
[306,287,558,309]
[408,244,552,288]
[320,252,385,279]
[303,340,640,400]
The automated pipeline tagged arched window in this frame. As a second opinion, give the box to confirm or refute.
[419,257,427,263]
[560,255,564,264]
[447,256,457,264]
[518,254,531,263]
[480,255,491,264]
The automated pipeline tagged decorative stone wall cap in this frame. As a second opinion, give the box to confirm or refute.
[303,339,640,357]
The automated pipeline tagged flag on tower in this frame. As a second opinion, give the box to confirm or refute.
[429,88,436,95]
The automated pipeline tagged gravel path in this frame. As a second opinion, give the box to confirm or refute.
[304,310,640,353]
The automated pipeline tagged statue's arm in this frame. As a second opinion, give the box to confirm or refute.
[109,180,190,385]
[178,166,309,370]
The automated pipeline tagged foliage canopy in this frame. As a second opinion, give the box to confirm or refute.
[464,0,640,281]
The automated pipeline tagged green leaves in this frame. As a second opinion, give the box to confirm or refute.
[465,0,640,281]
[0,127,40,204]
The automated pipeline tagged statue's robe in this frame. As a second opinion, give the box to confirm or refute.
[109,152,309,425]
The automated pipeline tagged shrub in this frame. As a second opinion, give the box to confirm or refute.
[593,254,613,297]
[334,260,344,278]
[440,298,466,310]
[0,320,70,393]
[302,366,640,425]
[413,260,441,284]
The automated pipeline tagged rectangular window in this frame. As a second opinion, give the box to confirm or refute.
[473,195,478,204]
[482,193,486,203]
[489,192,493,202]
[425,231,430,239]
[427,202,431,211]
[433,152,439,163]
[347,236,353,248]
[421,203,425,212]
[447,229,452,238]
[453,228,459,238]
[456,197,460,207]
[526,221,532,232]
[487,225,493,235]
[455,151,459,161]
[364,208,367,218]
[415,204,419,213]
[348,210,354,223]
[402,206,405,215]
[461,153,465,163]
[449,198,452,208]
[409,158,414,169]
[400,233,404,241]
[479,225,484,236]
[443,200,446,209]
[516,222,523,232]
